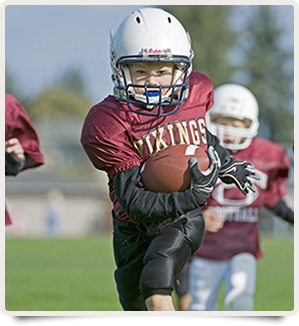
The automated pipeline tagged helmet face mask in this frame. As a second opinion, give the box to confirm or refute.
[209,121,256,152]
[110,8,193,116]
[207,84,259,152]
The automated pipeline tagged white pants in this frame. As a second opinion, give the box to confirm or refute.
[189,253,256,311]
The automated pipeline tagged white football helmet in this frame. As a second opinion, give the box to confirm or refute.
[110,7,194,116]
[206,84,259,151]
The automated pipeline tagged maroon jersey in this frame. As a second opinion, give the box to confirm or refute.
[5,94,44,225]
[194,138,290,260]
[81,71,214,223]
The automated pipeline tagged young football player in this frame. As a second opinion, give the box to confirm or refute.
[5,93,45,226]
[187,84,294,311]
[81,8,259,311]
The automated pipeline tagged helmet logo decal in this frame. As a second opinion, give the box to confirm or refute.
[148,48,167,54]
[113,67,123,80]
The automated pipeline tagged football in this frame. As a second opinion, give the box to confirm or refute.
[140,144,210,193]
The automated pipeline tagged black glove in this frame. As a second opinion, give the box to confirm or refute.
[218,156,260,195]
[188,146,220,206]
[5,153,26,176]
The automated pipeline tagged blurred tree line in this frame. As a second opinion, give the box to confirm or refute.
[5,5,293,145]
[163,5,294,144]
[5,66,92,121]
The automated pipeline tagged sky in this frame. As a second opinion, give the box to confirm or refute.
[4,2,295,105]
[5,4,155,103]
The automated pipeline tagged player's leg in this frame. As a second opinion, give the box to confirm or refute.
[114,257,147,310]
[112,215,149,311]
[223,252,256,311]
[145,294,175,311]
[189,257,228,311]
[140,210,205,311]
[141,225,191,311]
[174,262,192,311]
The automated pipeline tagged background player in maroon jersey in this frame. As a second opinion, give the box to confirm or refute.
[81,8,259,311]
[185,84,294,311]
[5,93,44,226]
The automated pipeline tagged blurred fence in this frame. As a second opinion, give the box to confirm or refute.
[5,177,293,239]
[5,171,113,238]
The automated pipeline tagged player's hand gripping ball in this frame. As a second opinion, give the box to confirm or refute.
[140,144,210,193]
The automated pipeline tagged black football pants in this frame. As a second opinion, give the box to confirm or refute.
[112,209,205,311]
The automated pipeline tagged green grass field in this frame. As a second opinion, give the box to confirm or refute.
[5,234,294,312]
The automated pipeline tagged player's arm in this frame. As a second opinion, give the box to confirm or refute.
[206,128,260,195]
[6,95,44,171]
[268,199,294,224]
[113,147,220,223]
